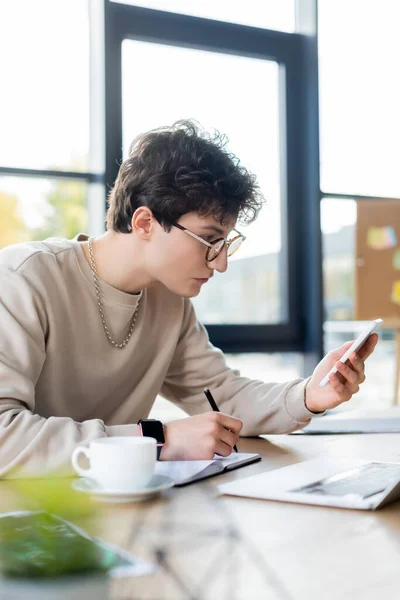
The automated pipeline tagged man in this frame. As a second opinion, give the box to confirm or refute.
[0,120,377,477]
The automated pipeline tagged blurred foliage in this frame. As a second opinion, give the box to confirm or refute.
[0,191,30,247]
[0,174,88,250]
[7,478,95,523]
[0,479,117,578]
[31,179,88,241]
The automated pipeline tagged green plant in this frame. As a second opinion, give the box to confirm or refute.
[0,480,118,579]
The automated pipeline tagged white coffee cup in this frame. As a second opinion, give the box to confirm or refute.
[71,436,157,491]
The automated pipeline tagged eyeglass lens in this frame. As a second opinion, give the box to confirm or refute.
[227,236,243,257]
[207,236,243,261]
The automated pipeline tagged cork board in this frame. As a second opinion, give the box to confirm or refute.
[355,200,400,325]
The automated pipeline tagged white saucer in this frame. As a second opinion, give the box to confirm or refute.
[72,474,174,503]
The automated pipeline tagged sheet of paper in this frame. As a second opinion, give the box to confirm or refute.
[216,452,261,468]
[155,460,216,484]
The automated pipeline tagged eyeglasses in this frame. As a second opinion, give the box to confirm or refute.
[172,222,246,262]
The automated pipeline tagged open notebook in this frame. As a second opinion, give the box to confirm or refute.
[155,453,261,486]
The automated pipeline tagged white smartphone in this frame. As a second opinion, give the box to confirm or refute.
[319,318,383,388]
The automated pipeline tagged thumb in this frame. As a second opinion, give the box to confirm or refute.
[330,340,354,361]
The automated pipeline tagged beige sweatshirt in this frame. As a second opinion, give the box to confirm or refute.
[0,235,313,478]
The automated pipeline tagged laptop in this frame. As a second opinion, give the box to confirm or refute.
[218,457,400,510]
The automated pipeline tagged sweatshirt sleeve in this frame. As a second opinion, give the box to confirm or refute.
[161,299,316,435]
[0,266,108,479]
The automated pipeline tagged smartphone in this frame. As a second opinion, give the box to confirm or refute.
[319,318,383,388]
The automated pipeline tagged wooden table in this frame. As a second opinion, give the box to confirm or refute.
[2,434,400,600]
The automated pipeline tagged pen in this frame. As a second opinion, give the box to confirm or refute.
[203,388,238,452]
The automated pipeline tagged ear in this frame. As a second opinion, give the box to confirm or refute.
[131,207,155,240]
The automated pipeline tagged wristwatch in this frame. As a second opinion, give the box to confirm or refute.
[138,419,165,460]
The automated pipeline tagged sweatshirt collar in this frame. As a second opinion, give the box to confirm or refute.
[71,233,143,308]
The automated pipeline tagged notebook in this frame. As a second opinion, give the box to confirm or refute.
[218,457,400,510]
[155,452,261,486]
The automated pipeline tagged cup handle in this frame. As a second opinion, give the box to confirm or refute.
[71,446,92,477]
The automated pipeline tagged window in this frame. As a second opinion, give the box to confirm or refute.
[0,0,90,172]
[319,0,400,198]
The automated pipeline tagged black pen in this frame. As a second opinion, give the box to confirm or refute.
[203,388,238,452]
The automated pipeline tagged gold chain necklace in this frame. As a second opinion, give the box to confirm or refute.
[88,237,141,349]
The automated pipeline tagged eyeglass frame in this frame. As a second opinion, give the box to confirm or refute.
[172,222,246,262]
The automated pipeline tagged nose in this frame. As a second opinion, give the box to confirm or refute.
[209,245,228,273]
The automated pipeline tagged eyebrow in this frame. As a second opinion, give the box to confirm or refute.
[198,226,225,236]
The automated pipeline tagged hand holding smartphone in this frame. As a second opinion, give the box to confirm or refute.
[319,318,383,388]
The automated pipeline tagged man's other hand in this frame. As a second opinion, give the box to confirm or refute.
[305,333,378,413]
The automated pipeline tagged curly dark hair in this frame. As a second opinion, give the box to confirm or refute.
[106,120,265,232]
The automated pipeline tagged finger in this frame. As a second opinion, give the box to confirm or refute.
[333,361,350,385]
[345,381,360,395]
[347,352,366,382]
[330,372,351,398]
[336,360,358,385]
[334,364,360,399]
[218,426,239,450]
[216,412,243,435]
[335,371,347,385]
[332,366,360,396]
[357,333,378,361]
[214,439,234,457]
